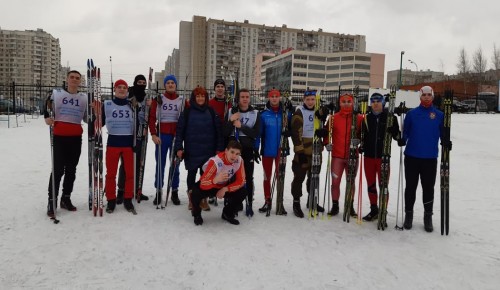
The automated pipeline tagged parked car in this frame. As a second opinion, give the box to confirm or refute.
[0,99,30,114]
[452,100,470,113]
[462,99,488,112]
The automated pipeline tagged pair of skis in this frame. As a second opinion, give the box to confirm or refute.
[308,91,322,219]
[440,90,452,235]
[135,67,153,202]
[377,86,397,230]
[267,91,291,217]
[87,59,104,217]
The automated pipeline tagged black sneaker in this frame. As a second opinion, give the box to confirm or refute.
[153,190,162,205]
[363,205,379,221]
[171,189,180,205]
[60,196,77,211]
[47,199,56,217]
[293,200,304,218]
[306,198,325,213]
[424,212,433,232]
[258,199,271,213]
[194,215,203,226]
[106,199,116,213]
[328,201,339,216]
[139,194,149,201]
[221,212,240,225]
[116,190,124,205]
[404,211,413,230]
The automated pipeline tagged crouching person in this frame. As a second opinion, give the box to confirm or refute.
[191,140,247,226]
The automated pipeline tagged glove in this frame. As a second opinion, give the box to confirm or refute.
[351,138,360,147]
[358,146,364,154]
[397,138,406,147]
[253,150,261,164]
[132,145,141,153]
[314,128,329,138]
[441,140,452,151]
[297,153,308,164]
[325,143,333,152]
[314,106,329,122]
[282,130,291,138]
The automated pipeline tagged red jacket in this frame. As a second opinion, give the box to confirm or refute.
[326,112,363,159]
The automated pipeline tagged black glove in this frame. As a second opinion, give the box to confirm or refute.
[397,138,406,147]
[132,145,141,153]
[314,106,329,122]
[441,140,452,151]
[282,130,291,138]
[253,150,261,164]
[358,146,364,154]
[297,153,308,164]
[315,128,329,138]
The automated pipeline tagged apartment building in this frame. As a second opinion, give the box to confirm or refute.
[175,16,367,90]
[0,28,61,86]
[386,69,445,87]
[261,50,385,92]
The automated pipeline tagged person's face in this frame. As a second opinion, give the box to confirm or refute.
[370,98,383,113]
[165,80,176,94]
[268,93,280,106]
[304,95,315,109]
[215,84,225,97]
[340,96,353,109]
[239,92,250,108]
[66,73,81,89]
[420,92,433,102]
[195,94,206,106]
[225,147,241,163]
[114,85,128,98]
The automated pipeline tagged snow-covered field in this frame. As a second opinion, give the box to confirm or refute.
[1,113,499,290]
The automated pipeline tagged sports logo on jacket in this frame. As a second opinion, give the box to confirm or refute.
[429,112,436,119]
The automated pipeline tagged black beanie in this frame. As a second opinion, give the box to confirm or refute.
[133,74,147,86]
[214,78,225,89]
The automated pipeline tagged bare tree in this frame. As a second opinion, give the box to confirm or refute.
[492,43,500,80]
[472,46,487,86]
[457,47,471,94]
[457,47,470,76]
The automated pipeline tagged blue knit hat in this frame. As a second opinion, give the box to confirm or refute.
[370,92,385,106]
[163,74,177,86]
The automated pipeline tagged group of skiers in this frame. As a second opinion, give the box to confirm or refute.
[44,70,452,232]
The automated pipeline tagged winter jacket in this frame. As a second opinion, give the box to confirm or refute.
[224,105,261,151]
[361,110,400,158]
[327,111,363,159]
[259,101,293,158]
[402,105,444,159]
[291,104,315,156]
[174,95,223,171]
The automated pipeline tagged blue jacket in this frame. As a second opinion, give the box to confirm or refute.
[174,101,223,171]
[258,101,293,158]
[402,105,444,159]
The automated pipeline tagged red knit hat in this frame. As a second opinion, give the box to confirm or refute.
[268,89,281,98]
[114,79,128,88]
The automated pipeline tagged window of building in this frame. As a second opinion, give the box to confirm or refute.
[341,64,353,70]
[308,64,325,70]
[342,56,354,61]
[354,64,370,70]
[355,56,371,62]
[308,73,325,79]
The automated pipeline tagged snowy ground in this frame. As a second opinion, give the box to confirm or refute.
[0,113,499,290]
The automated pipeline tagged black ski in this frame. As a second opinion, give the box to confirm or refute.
[440,90,452,235]
[377,86,397,230]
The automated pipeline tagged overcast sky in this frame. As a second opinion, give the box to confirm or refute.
[1,0,499,86]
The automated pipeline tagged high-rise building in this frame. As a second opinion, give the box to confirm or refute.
[261,50,385,92]
[0,28,61,86]
[174,16,367,90]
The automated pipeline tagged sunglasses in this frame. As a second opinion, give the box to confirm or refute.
[370,99,382,103]
[304,90,317,96]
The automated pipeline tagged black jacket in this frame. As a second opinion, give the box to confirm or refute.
[361,110,400,158]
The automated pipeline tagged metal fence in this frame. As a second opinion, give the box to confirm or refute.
[1,83,496,128]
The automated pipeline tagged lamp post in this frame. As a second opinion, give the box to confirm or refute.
[408,59,418,84]
[399,51,405,88]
